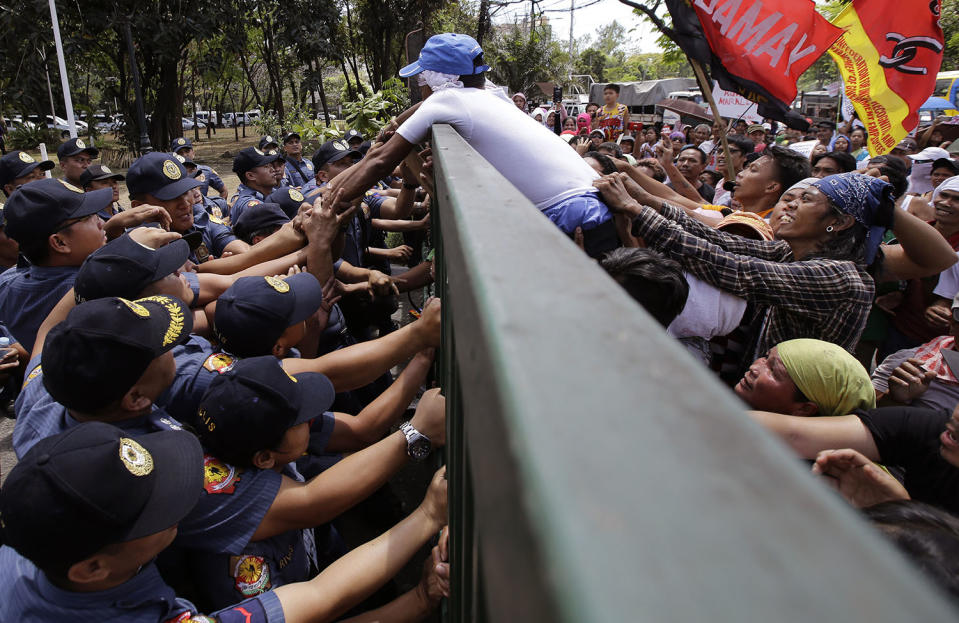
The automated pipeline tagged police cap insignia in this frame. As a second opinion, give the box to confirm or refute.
[18,151,34,163]
[75,139,86,149]
[333,141,347,151]
[102,165,112,174]
[162,159,182,180]
[265,275,290,293]
[58,179,84,194]
[254,148,265,156]
[118,437,154,476]
[289,188,304,202]
[118,297,151,317]
[177,138,186,145]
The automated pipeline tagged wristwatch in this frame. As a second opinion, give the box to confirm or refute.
[399,421,431,461]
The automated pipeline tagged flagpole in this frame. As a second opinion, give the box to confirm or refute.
[47,0,76,138]
[688,58,736,185]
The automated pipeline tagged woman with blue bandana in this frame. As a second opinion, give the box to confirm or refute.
[594,171,957,358]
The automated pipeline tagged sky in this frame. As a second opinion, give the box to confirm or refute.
[492,0,665,55]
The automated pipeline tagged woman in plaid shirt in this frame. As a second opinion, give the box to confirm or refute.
[595,172,957,358]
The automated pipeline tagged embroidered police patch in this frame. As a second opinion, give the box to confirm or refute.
[163,159,182,180]
[58,179,84,193]
[18,151,33,163]
[289,188,304,202]
[231,555,272,596]
[75,138,86,149]
[203,455,241,494]
[265,276,289,293]
[118,437,154,476]
[203,352,236,374]
[118,298,151,317]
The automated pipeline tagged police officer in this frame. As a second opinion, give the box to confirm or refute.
[232,201,290,245]
[259,135,280,151]
[231,146,285,224]
[267,185,311,219]
[0,203,19,270]
[342,128,364,149]
[0,178,111,351]
[0,150,54,197]
[174,153,230,221]
[127,152,247,264]
[170,137,228,200]
[79,163,125,219]
[282,132,315,188]
[56,137,99,186]
[0,421,450,622]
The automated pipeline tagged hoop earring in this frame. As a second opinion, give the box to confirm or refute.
[826,225,834,233]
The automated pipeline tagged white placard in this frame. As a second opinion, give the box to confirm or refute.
[712,82,764,124]
[788,140,818,158]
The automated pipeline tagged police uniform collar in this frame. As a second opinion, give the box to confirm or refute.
[237,183,266,200]
[36,560,179,611]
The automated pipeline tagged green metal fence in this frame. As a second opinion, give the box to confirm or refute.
[429,123,956,622]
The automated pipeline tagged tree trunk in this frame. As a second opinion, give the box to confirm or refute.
[340,57,356,100]
[316,63,331,126]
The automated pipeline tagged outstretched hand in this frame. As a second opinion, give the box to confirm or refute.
[812,448,910,508]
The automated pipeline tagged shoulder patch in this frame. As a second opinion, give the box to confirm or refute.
[230,554,272,596]
[196,173,206,182]
[203,455,241,494]
[203,352,236,373]
[23,365,42,388]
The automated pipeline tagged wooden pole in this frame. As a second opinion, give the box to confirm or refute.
[688,58,735,185]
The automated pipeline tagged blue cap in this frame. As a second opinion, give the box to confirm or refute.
[0,151,55,188]
[57,137,99,160]
[213,273,323,357]
[127,153,201,201]
[399,33,489,78]
[4,178,112,244]
[233,146,285,176]
[233,201,290,243]
[170,137,193,153]
[197,356,335,466]
[266,186,309,219]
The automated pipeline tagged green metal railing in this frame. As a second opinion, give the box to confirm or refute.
[429,124,955,621]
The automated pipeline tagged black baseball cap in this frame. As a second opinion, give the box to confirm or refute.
[213,273,322,357]
[43,295,193,412]
[233,202,290,242]
[127,152,201,201]
[233,146,285,177]
[312,139,360,171]
[79,163,125,188]
[170,137,193,153]
[933,157,959,175]
[258,135,279,150]
[0,150,55,187]
[197,356,335,465]
[266,186,308,219]
[342,128,363,144]
[3,178,112,244]
[74,233,193,303]
[0,421,203,572]
[282,131,301,144]
[57,137,99,160]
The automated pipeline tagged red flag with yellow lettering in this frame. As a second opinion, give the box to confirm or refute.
[827,0,944,155]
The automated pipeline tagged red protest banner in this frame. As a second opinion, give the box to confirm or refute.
[689,0,843,105]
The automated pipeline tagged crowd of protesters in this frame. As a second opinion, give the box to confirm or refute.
[1,30,959,619]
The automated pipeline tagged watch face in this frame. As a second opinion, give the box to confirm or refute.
[409,437,431,461]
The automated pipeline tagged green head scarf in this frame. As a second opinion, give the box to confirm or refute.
[777,339,876,417]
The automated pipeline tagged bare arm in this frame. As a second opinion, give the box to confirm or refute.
[253,389,445,540]
[197,222,305,274]
[747,411,880,460]
[371,214,430,232]
[273,466,446,623]
[327,133,416,203]
[877,210,957,281]
[194,250,308,305]
[282,299,440,391]
[326,349,434,451]
[222,239,251,255]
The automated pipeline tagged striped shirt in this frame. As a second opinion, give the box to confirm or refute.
[632,203,875,355]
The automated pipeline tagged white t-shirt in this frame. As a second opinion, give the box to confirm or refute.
[397,88,598,210]
[668,274,747,340]
[933,253,959,300]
